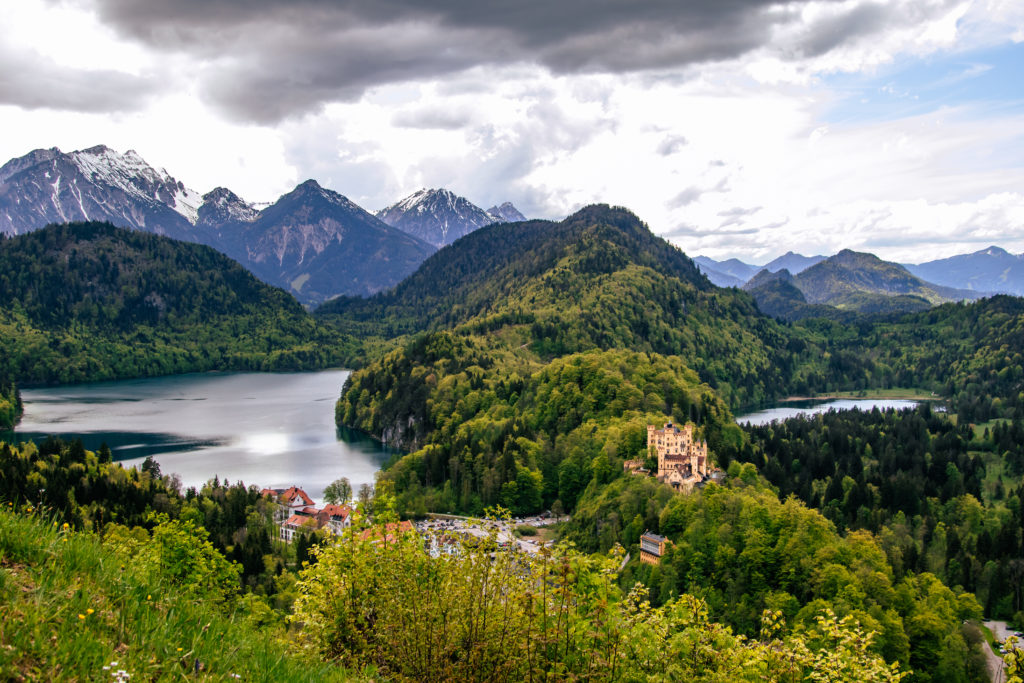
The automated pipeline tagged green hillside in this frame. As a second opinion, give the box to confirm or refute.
[332,205,836,520]
[325,205,820,409]
[0,222,358,389]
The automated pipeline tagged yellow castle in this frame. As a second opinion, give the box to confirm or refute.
[647,422,708,492]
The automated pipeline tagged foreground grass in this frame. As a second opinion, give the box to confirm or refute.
[0,508,359,682]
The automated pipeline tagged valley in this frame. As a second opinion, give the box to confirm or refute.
[1,200,1023,682]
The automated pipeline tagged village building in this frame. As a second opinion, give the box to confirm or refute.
[260,486,353,542]
[639,531,669,565]
[647,422,709,492]
[261,486,315,523]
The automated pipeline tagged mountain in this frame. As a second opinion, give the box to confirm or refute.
[906,246,1024,295]
[223,180,436,303]
[486,202,527,223]
[322,204,815,411]
[694,252,825,287]
[0,145,202,242]
[376,188,500,247]
[762,251,825,274]
[695,264,745,288]
[794,249,978,311]
[0,147,438,304]
[741,250,983,320]
[0,221,356,385]
[692,256,759,283]
[743,268,859,322]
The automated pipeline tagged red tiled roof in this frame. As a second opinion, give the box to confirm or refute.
[284,514,322,529]
[321,504,351,521]
[281,486,314,506]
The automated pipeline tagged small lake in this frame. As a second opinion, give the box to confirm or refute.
[4,370,395,505]
[736,398,923,426]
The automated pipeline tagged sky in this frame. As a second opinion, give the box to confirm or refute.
[1,0,1022,265]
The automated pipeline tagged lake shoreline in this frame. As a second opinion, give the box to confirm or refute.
[777,391,940,403]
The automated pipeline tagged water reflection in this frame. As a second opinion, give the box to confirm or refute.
[736,398,922,426]
[7,370,396,504]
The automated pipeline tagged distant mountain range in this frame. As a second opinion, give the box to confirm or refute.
[905,246,1024,296]
[0,146,525,304]
[699,247,1024,298]
[741,250,982,320]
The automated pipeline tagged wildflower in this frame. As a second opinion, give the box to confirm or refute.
[86,608,94,615]
[78,614,85,620]
[176,647,182,652]
[146,595,151,600]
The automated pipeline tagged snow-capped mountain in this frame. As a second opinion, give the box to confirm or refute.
[197,187,259,229]
[487,202,527,223]
[0,145,202,241]
[0,146,438,304]
[376,188,503,247]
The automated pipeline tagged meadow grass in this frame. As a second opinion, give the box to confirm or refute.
[0,506,362,682]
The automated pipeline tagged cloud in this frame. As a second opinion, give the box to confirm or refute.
[0,42,158,112]
[656,135,688,156]
[392,106,474,130]
[71,0,966,123]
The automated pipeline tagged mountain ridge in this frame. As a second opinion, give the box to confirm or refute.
[376,187,525,247]
[0,147,438,303]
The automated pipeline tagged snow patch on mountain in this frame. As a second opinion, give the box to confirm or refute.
[70,145,202,224]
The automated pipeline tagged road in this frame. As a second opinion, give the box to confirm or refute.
[983,620,1023,683]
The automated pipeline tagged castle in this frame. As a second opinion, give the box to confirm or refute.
[647,422,708,492]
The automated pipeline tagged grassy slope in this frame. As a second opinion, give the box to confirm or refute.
[0,509,358,682]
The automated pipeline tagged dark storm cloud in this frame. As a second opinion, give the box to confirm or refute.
[67,0,959,122]
[0,43,157,113]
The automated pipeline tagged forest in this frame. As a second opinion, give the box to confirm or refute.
[329,206,1024,680]
[0,222,360,387]
[3,212,1024,680]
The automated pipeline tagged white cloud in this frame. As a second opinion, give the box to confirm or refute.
[0,0,1021,266]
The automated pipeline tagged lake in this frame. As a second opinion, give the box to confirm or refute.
[736,398,923,426]
[5,370,395,505]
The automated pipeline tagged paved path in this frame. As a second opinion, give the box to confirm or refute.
[983,620,1023,683]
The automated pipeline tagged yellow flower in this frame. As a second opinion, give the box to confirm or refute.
[86,608,94,615]
[176,647,183,652]
[78,614,85,620]
[146,595,151,600]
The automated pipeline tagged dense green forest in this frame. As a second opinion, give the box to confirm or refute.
[0,382,21,431]
[329,204,1024,680]
[0,222,359,390]
[321,205,828,409]
[819,296,1024,422]
[574,475,989,682]
[726,406,1024,625]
